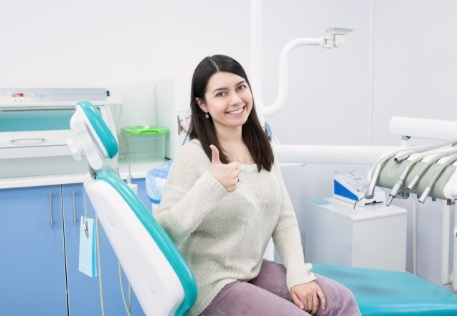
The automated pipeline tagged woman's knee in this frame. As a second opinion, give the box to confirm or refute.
[315,275,360,316]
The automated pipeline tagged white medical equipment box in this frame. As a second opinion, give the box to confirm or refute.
[303,197,407,271]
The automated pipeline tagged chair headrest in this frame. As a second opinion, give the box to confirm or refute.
[67,100,118,170]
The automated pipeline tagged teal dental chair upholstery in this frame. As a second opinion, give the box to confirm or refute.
[313,264,457,316]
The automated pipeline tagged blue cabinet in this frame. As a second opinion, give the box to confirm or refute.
[0,185,67,316]
[0,181,148,315]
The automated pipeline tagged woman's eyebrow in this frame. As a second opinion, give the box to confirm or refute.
[211,87,227,94]
[213,80,246,93]
[212,80,247,93]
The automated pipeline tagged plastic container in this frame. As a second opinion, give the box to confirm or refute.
[146,159,173,213]
[121,126,168,162]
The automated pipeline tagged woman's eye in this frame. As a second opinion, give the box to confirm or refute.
[237,84,247,91]
[215,92,226,97]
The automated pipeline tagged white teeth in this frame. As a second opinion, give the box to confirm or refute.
[228,108,243,114]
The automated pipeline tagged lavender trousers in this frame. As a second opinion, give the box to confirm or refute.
[199,260,361,316]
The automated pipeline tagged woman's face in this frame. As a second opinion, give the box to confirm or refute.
[198,71,252,133]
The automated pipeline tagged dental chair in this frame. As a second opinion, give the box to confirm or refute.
[68,100,197,316]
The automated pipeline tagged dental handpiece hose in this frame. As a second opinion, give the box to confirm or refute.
[394,139,457,163]
[365,147,415,199]
[386,151,431,206]
[418,153,457,203]
[407,148,457,191]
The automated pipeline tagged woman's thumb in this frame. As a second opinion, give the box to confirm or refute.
[210,145,221,164]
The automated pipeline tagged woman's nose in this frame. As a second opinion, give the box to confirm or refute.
[228,92,242,105]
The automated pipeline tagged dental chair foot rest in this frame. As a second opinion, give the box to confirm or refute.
[313,264,457,316]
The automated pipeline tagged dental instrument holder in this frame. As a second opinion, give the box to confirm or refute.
[365,117,457,205]
[67,100,197,315]
[374,154,457,204]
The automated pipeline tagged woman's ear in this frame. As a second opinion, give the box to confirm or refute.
[196,98,207,112]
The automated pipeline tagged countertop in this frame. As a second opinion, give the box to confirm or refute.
[0,158,166,189]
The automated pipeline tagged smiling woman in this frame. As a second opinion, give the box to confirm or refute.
[154,54,361,316]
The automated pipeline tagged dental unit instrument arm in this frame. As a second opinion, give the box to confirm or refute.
[391,116,457,142]
[366,142,457,200]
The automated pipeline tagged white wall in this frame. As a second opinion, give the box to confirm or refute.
[0,0,251,128]
[2,0,457,290]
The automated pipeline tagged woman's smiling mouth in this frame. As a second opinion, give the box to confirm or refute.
[227,107,244,115]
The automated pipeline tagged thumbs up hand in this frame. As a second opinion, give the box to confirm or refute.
[208,145,239,192]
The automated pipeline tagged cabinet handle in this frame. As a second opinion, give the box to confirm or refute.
[49,191,54,228]
[72,190,77,225]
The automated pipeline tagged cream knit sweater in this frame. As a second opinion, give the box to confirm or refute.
[155,140,316,315]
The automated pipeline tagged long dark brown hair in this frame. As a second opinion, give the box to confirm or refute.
[188,54,274,172]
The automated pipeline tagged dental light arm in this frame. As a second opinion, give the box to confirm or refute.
[262,27,352,118]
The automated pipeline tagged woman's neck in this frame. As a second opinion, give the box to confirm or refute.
[215,125,243,144]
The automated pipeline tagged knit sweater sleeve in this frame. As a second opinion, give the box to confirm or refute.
[272,162,316,289]
[154,140,228,247]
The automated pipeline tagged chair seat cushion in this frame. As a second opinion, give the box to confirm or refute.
[312,264,457,316]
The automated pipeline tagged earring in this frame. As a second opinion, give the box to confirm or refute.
[205,112,209,119]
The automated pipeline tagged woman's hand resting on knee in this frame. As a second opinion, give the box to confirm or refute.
[291,281,326,314]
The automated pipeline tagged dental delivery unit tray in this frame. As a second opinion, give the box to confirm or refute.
[0,88,121,178]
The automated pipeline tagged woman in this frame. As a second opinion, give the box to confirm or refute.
[155,55,360,316]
